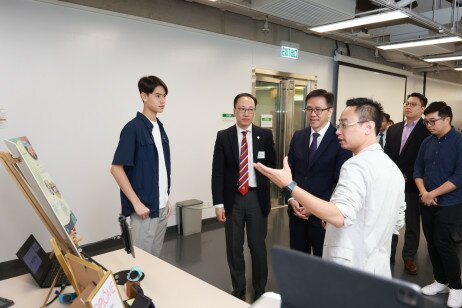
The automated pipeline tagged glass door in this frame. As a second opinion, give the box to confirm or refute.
[252,69,317,206]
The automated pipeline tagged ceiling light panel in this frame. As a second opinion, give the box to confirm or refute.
[424,55,462,62]
[310,11,408,33]
[378,36,462,50]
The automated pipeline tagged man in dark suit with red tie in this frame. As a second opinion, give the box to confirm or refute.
[286,89,351,256]
[384,92,430,274]
[212,93,276,302]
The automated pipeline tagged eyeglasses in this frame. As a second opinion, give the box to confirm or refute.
[236,107,256,114]
[403,102,421,108]
[336,121,368,130]
[303,107,331,115]
[424,117,444,126]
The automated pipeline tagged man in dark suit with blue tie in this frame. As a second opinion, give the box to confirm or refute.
[287,89,351,256]
[212,93,276,302]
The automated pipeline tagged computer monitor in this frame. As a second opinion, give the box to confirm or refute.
[271,246,436,308]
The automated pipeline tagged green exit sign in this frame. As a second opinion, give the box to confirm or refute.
[281,45,299,59]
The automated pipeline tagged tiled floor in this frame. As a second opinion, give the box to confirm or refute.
[160,206,450,306]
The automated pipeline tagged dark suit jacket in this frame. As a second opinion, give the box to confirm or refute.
[287,124,352,224]
[212,124,276,217]
[384,119,430,193]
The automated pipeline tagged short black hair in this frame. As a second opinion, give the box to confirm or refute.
[305,89,334,107]
[383,113,390,122]
[407,92,428,107]
[233,93,257,108]
[345,98,384,135]
[424,101,452,124]
[138,76,168,95]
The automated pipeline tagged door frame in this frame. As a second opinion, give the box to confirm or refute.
[252,68,317,205]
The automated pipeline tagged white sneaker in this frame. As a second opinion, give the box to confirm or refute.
[421,281,449,295]
[448,289,462,308]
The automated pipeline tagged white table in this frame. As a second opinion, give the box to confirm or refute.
[0,247,249,308]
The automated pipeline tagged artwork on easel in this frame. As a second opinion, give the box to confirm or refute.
[3,136,79,255]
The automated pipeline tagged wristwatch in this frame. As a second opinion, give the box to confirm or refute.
[282,181,297,196]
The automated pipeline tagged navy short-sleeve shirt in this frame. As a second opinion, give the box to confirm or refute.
[112,112,171,218]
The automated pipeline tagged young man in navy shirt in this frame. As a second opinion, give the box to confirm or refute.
[414,101,462,308]
[111,76,171,257]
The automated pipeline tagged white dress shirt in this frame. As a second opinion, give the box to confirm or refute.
[215,124,257,209]
[310,121,330,147]
[323,143,405,278]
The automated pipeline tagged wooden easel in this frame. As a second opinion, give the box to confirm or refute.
[0,152,70,252]
[1,149,105,306]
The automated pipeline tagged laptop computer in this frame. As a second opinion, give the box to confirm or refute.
[271,246,438,308]
[16,234,70,288]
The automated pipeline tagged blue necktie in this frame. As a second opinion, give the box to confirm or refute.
[309,133,320,161]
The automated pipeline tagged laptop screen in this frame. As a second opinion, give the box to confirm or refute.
[16,234,52,285]
[22,241,42,274]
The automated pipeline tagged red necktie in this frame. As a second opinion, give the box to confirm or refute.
[238,131,249,196]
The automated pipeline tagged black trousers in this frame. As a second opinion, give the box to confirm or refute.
[391,191,421,261]
[225,191,268,294]
[420,203,462,289]
[288,211,325,257]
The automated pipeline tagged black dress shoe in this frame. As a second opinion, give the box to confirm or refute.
[253,290,264,302]
[231,290,246,300]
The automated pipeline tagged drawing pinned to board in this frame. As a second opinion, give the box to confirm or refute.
[5,137,77,234]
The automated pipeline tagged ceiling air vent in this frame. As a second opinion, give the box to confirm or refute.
[251,0,356,27]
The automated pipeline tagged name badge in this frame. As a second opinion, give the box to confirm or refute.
[258,151,265,159]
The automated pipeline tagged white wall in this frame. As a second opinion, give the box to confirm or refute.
[425,78,462,130]
[406,75,424,95]
[336,64,407,124]
[0,0,334,261]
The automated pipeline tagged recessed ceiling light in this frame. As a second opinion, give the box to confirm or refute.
[378,36,462,50]
[310,11,408,33]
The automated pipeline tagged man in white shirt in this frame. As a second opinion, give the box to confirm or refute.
[255,98,405,277]
[111,76,172,257]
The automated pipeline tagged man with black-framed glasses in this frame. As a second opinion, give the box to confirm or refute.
[212,93,276,302]
[384,92,430,274]
[285,89,351,257]
[414,101,462,308]
[255,97,405,277]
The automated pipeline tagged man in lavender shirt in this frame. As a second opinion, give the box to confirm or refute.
[384,93,430,274]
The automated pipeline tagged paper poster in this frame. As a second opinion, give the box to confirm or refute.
[260,114,273,128]
[7,137,77,233]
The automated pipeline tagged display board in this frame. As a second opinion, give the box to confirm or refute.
[4,137,80,256]
[336,63,407,124]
